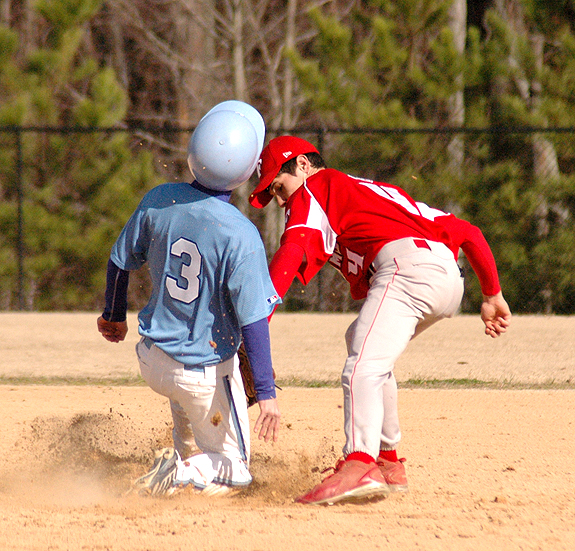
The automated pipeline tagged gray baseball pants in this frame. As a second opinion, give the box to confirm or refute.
[342,237,464,459]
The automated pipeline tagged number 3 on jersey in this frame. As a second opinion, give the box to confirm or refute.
[166,237,201,303]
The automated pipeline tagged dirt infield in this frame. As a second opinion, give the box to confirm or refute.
[0,313,574,550]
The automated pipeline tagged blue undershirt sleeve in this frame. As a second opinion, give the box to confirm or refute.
[241,317,276,401]
[102,258,130,322]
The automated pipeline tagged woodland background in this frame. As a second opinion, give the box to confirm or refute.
[1,0,575,315]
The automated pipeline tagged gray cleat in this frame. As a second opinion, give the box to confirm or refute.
[131,447,180,497]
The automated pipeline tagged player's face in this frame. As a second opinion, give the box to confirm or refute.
[267,172,304,208]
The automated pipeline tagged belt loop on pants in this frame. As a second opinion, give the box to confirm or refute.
[183,364,205,373]
[413,238,431,250]
[368,237,435,280]
[142,336,154,350]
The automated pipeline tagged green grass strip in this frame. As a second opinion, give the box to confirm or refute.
[276,377,341,389]
[0,375,146,386]
[276,377,575,390]
[0,374,572,390]
[401,378,575,390]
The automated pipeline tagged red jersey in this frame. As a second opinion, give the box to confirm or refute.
[277,169,500,300]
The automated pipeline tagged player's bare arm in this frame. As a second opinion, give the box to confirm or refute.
[480,291,512,338]
[97,316,128,343]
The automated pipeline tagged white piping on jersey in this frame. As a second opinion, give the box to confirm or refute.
[285,179,450,257]
[357,180,448,222]
[286,182,337,255]
[414,201,449,221]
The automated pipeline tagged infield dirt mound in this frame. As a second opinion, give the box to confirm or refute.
[4,396,323,509]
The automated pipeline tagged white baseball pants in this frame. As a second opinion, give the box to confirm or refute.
[136,338,252,488]
[342,237,464,459]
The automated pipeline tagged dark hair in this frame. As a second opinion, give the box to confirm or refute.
[279,152,326,176]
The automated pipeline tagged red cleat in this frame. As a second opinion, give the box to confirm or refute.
[376,457,409,493]
[296,459,390,506]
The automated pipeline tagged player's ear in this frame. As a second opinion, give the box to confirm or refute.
[296,154,311,174]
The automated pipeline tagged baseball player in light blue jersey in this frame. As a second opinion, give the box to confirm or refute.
[97,101,281,497]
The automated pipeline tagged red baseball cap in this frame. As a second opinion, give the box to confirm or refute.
[249,135,319,208]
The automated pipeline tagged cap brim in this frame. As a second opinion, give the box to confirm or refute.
[248,170,277,208]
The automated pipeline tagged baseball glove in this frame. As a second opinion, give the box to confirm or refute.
[237,342,276,407]
[238,342,258,407]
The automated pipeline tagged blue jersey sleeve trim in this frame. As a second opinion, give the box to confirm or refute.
[241,318,276,401]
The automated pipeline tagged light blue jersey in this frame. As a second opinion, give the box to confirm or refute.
[111,182,280,366]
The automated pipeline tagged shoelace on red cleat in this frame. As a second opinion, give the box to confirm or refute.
[319,458,346,479]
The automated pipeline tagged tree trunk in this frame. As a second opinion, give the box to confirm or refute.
[230,1,251,214]
[0,0,10,24]
[177,1,218,135]
[259,0,299,256]
[280,0,298,129]
[530,33,559,184]
[495,0,563,312]
[446,0,466,178]
[232,0,248,102]
[105,2,129,90]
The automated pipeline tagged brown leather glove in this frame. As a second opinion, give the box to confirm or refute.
[237,342,276,408]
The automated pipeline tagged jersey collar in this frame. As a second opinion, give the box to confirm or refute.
[190,180,232,203]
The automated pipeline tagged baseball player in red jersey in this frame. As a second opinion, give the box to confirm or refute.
[249,136,512,505]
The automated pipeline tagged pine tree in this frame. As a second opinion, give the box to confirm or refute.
[460,0,575,313]
[285,0,575,313]
[284,0,474,311]
[0,0,161,310]
[286,0,473,208]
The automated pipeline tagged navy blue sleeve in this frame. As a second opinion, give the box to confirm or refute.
[102,258,130,322]
[241,317,276,401]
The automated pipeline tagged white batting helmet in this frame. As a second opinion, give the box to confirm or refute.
[187,100,266,191]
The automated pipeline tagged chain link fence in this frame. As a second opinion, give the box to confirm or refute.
[1,125,574,314]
